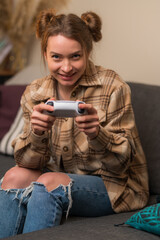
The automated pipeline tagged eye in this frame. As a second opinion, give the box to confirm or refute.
[52,54,60,60]
[72,54,81,60]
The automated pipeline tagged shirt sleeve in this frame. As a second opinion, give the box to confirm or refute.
[88,83,137,174]
[12,88,51,170]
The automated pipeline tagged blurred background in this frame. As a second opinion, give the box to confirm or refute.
[0,0,160,86]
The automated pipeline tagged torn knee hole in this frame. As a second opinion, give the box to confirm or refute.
[37,172,72,192]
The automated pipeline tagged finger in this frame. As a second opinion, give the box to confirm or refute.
[79,125,100,139]
[31,118,53,128]
[32,109,55,123]
[75,114,99,123]
[32,124,49,133]
[80,127,98,134]
[31,114,55,135]
[76,121,99,130]
[33,103,54,113]
[78,103,97,115]
[31,119,54,133]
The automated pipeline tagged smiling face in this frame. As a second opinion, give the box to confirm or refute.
[45,35,87,92]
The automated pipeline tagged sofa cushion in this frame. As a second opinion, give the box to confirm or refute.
[0,154,15,177]
[128,83,160,195]
[0,85,26,155]
[0,107,24,155]
[0,85,26,140]
[3,212,160,240]
[126,203,160,236]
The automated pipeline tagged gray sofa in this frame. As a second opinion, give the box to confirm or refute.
[0,82,160,240]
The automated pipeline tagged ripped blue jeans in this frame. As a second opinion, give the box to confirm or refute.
[0,174,114,239]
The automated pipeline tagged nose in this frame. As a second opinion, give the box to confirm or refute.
[61,59,72,73]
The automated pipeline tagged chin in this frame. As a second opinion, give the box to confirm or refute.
[63,83,77,88]
[60,79,78,86]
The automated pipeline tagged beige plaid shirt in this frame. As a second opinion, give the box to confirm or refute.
[12,61,149,213]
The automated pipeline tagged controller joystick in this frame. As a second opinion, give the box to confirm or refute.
[46,101,54,113]
[78,103,85,114]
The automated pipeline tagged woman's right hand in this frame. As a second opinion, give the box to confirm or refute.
[31,103,56,135]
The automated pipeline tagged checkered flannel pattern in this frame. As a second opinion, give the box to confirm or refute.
[12,61,149,213]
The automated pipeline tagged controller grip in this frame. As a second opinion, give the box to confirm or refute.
[78,102,85,114]
[46,101,54,113]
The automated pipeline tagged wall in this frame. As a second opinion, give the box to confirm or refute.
[29,0,160,86]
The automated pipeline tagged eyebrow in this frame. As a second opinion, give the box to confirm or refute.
[50,50,82,57]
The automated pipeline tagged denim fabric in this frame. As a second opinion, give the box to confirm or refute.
[22,182,71,233]
[0,174,114,238]
[0,184,29,238]
[67,174,114,217]
[0,180,71,238]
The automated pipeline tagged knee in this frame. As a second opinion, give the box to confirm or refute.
[1,166,41,190]
[37,172,71,192]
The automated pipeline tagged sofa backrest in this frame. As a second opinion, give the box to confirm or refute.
[128,82,160,195]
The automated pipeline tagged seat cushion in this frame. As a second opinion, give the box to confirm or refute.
[3,212,160,240]
[0,85,26,140]
[128,83,160,195]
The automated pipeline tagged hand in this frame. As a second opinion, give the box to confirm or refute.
[75,103,99,139]
[31,103,56,135]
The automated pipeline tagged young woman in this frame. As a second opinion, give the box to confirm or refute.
[0,9,149,238]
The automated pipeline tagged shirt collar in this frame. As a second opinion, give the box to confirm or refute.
[78,61,102,87]
[30,75,56,103]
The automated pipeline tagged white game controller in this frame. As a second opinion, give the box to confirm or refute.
[44,100,87,117]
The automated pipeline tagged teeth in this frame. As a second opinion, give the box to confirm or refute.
[61,74,74,77]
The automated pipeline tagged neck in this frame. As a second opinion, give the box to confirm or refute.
[57,84,73,100]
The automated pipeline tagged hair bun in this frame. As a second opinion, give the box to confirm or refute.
[36,9,56,38]
[81,11,102,42]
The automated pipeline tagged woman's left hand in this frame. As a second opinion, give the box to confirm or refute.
[75,103,100,139]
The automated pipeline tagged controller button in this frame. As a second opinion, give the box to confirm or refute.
[63,146,69,152]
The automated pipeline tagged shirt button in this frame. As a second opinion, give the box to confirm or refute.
[71,91,76,97]
[42,138,48,143]
[63,146,68,152]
